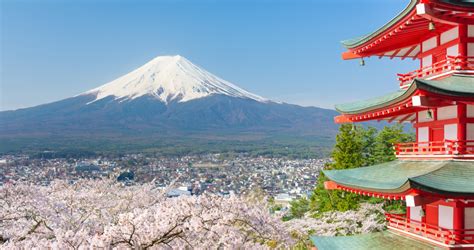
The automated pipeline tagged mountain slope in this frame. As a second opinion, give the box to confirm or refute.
[0,55,338,152]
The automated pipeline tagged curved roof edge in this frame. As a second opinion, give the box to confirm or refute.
[409,160,474,196]
[341,0,418,49]
[335,74,474,115]
[323,160,443,194]
[323,160,474,196]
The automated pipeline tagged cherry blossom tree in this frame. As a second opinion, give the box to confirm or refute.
[1,179,386,249]
[1,179,291,249]
[285,203,386,239]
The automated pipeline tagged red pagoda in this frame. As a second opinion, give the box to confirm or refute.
[311,0,474,249]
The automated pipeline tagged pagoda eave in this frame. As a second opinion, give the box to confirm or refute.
[341,0,474,60]
[322,160,474,199]
[324,180,410,200]
[334,75,474,124]
[334,100,418,124]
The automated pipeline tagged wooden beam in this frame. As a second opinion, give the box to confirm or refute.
[401,45,418,60]
[334,115,353,124]
[324,181,338,190]
[342,51,361,60]
[387,115,398,123]
[412,95,455,108]
[390,49,402,59]
[405,194,439,207]
[398,113,415,123]
[416,3,474,25]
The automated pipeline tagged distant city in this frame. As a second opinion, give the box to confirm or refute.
[0,153,328,203]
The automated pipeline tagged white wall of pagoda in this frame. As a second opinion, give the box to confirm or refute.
[466,208,474,229]
[444,124,457,141]
[415,104,474,145]
[437,105,457,120]
[410,206,423,221]
[468,105,474,117]
[468,124,474,141]
[468,25,474,58]
[466,105,474,142]
[418,127,429,142]
[468,25,474,37]
[439,205,454,230]
[468,44,474,57]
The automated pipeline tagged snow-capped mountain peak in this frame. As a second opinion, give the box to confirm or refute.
[84,55,268,104]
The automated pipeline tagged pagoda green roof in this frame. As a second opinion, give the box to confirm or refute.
[341,0,474,50]
[323,160,474,196]
[310,231,441,250]
[410,161,474,196]
[341,0,418,49]
[335,90,406,115]
[415,74,474,96]
[335,74,474,114]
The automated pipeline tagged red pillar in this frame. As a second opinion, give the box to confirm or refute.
[459,24,468,58]
[426,203,439,226]
[458,24,468,72]
[458,103,467,154]
[453,201,465,243]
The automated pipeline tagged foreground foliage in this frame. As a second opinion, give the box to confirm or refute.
[286,203,386,238]
[1,179,291,249]
[0,179,387,249]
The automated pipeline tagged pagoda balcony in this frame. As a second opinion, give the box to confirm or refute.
[385,213,474,246]
[398,56,474,88]
[395,140,474,159]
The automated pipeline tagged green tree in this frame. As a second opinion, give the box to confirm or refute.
[304,124,413,216]
[309,172,360,214]
[361,126,378,166]
[331,124,365,170]
[307,124,366,214]
[372,124,414,164]
[289,197,310,218]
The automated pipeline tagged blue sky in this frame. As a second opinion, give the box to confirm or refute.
[1,0,418,111]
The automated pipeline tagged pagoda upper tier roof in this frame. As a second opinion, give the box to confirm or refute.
[323,160,474,197]
[335,74,474,115]
[341,0,474,60]
[341,0,418,49]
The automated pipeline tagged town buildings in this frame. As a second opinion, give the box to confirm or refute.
[0,153,327,203]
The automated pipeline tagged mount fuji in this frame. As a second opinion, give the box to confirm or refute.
[0,55,338,152]
[84,55,268,104]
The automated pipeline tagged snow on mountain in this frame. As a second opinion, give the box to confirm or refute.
[83,55,268,104]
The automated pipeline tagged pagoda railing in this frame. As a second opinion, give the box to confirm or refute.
[386,213,474,245]
[395,140,474,157]
[398,56,474,88]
